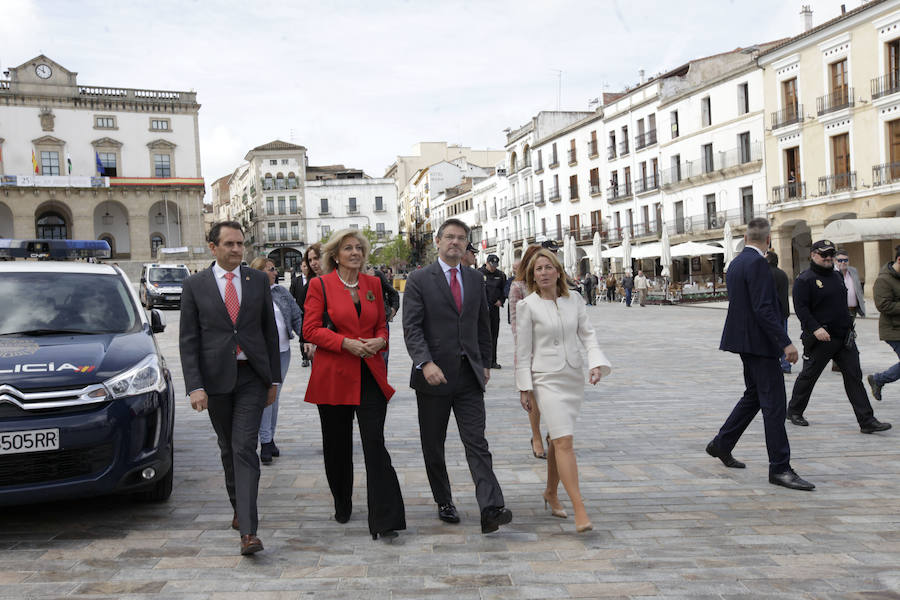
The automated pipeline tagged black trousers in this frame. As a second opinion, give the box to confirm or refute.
[714,354,791,473]
[416,358,504,512]
[789,335,875,425]
[317,363,405,535]
[207,362,267,536]
[488,305,501,365]
[606,287,615,302]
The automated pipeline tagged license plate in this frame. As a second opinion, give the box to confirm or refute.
[168,295,180,301]
[0,429,60,455]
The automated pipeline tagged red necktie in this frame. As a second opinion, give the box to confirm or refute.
[224,272,241,355]
[449,267,462,312]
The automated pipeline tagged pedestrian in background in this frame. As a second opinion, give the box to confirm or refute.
[461,242,478,268]
[766,251,792,374]
[479,254,507,369]
[634,270,649,307]
[250,257,302,465]
[621,270,634,307]
[515,248,610,533]
[706,218,813,491]
[292,243,324,368]
[368,265,399,369]
[832,250,866,372]
[787,240,891,434]
[179,221,282,555]
[581,271,595,305]
[303,229,405,541]
[605,273,617,303]
[508,244,546,461]
[867,245,900,402]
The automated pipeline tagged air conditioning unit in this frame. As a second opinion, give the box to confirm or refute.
[496,168,507,177]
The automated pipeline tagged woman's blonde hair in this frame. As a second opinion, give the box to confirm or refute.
[321,228,371,272]
[249,257,272,271]
[524,248,569,298]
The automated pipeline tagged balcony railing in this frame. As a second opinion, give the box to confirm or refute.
[548,186,560,201]
[347,204,359,213]
[534,191,545,205]
[590,183,602,196]
[660,142,762,186]
[634,129,657,150]
[375,229,393,239]
[499,207,508,218]
[771,104,803,129]
[607,183,633,202]
[872,72,900,100]
[519,193,531,207]
[818,171,857,194]
[567,149,577,165]
[772,181,807,203]
[534,161,544,173]
[569,185,579,200]
[634,174,659,194]
[816,87,853,115]
[873,162,900,186]
[618,140,630,156]
[607,145,616,160]
[549,156,559,168]
[587,140,598,158]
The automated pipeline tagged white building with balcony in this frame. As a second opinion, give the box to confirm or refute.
[0,55,206,272]
[306,177,399,247]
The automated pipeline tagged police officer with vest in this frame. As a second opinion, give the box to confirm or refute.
[478,254,507,369]
[787,240,892,434]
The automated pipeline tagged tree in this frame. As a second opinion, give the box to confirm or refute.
[371,234,412,271]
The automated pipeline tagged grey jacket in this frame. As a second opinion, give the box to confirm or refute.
[839,265,866,317]
[271,284,303,340]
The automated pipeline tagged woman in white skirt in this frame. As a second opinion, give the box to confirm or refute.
[515,248,611,533]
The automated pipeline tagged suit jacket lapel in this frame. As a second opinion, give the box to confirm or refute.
[203,267,233,325]
[432,261,460,314]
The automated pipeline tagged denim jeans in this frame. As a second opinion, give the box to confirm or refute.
[874,340,900,386]
[259,350,291,444]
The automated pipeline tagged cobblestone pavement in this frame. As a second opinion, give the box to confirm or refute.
[3,294,900,599]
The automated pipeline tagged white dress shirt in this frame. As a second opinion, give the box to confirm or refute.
[437,257,464,305]
[212,262,246,360]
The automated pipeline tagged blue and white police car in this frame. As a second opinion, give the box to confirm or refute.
[0,240,175,505]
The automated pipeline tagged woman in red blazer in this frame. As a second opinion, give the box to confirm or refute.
[303,229,405,541]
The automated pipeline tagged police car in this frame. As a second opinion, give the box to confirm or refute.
[0,239,175,506]
[139,263,191,309]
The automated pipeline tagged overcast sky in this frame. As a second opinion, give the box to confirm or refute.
[4,0,853,191]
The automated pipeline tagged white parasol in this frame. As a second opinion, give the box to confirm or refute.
[592,230,603,276]
[660,225,672,278]
[722,220,735,272]
[622,228,631,274]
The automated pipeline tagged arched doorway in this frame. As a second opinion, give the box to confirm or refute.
[98,234,116,257]
[150,233,165,258]
[267,247,304,274]
[36,212,68,239]
[147,200,182,248]
[0,203,13,238]
[93,200,131,258]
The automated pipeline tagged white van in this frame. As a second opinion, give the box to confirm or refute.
[139,263,191,309]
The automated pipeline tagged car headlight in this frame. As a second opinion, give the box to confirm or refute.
[104,354,166,399]
[147,286,161,295]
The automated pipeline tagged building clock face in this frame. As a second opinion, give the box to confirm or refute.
[35,64,52,79]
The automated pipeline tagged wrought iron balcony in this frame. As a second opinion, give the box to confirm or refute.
[634,129,657,150]
[634,174,659,194]
[872,72,900,100]
[548,186,560,202]
[606,183,633,202]
[771,181,806,203]
[548,156,559,169]
[818,172,857,194]
[607,145,616,160]
[816,87,853,115]
[771,104,803,129]
[587,140,598,158]
[873,162,900,187]
[567,149,577,165]
[569,185,579,200]
[534,191,545,205]
[618,140,630,156]
[590,183,602,196]
[347,204,359,213]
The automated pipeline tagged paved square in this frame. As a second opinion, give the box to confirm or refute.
[2,296,900,599]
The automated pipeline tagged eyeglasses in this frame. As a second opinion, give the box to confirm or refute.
[836,258,849,263]
[266,266,277,272]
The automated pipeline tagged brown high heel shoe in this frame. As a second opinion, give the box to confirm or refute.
[542,492,567,518]
[575,520,593,533]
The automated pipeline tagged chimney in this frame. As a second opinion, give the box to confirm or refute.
[841,4,846,15]
[639,69,645,84]
[801,5,813,32]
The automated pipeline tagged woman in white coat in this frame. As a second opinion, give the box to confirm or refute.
[515,248,611,533]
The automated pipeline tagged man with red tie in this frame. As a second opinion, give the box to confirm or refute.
[179,221,281,555]
[402,218,512,534]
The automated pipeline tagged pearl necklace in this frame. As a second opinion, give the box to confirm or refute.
[337,272,359,288]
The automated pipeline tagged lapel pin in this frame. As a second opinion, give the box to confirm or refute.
[245,276,250,281]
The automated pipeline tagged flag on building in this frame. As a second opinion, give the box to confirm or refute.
[95,152,104,176]
[32,150,39,174]
[67,153,72,174]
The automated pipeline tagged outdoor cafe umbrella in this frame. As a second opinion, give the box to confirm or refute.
[660,225,671,278]
[723,220,736,272]
[622,228,632,274]
[563,235,575,278]
[592,230,603,276]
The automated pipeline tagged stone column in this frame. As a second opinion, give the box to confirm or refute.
[863,240,884,299]
[770,227,794,280]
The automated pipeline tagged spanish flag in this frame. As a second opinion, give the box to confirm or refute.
[32,150,39,174]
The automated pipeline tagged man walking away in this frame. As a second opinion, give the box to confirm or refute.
[478,254,507,369]
[634,270,649,307]
[766,251,792,374]
[787,240,890,434]
[868,245,900,402]
[706,217,814,491]
[832,249,866,372]
[582,272,595,305]
[621,270,634,306]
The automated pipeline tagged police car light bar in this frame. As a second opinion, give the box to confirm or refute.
[0,239,112,260]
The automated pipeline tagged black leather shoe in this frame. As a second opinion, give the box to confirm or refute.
[788,414,809,427]
[491,363,502,369]
[867,374,883,402]
[437,503,460,524]
[480,506,512,533]
[270,441,280,457]
[335,500,351,524]
[371,529,399,541]
[705,440,746,469]
[260,442,273,464]
[769,468,815,491]
[860,419,892,434]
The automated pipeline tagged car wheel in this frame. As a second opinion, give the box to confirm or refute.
[138,445,173,502]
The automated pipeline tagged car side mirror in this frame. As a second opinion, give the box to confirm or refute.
[150,309,166,333]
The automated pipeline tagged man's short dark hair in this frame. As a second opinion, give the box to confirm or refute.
[208,220,243,245]
[766,251,778,266]
[436,218,470,239]
[836,249,849,257]
[746,217,770,243]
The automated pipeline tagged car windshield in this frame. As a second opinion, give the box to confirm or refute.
[148,268,188,284]
[0,272,140,335]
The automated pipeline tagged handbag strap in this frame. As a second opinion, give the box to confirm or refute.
[319,276,328,316]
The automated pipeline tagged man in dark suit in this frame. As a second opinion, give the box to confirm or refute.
[706,218,814,491]
[402,218,512,533]
[180,221,281,555]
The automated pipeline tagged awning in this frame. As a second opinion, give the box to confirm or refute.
[708,238,744,251]
[669,241,725,257]
[822,217,900,244]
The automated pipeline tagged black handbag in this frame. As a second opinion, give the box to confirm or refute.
[319,277,336,332]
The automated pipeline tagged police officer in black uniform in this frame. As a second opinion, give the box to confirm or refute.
[787,240,892,434]
[478,254,507,369]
